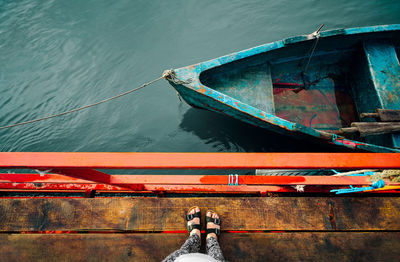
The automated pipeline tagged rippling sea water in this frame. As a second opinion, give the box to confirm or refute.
[1,0,400,152]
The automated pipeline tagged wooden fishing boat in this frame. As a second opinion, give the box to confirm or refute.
[165,24,400,152]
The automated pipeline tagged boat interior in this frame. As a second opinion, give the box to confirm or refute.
[199,31,400,148]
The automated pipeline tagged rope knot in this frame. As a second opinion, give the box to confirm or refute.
[162,69,192,85]
[162,69,175,80]
[307,24,324,40]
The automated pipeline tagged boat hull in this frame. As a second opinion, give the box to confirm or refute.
[166,25,400,152]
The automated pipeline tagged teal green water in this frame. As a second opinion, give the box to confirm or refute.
[1,0,400,152]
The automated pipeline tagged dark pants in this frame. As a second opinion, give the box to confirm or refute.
[162,234,225,261]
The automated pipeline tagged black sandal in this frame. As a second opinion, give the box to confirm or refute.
[206,210,221,237]
[186,206,201,234]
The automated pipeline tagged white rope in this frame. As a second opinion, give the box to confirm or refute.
[0,75,166,130]
[303,24,324,73]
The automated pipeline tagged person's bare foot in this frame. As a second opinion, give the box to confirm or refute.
[187,206,201,238]
[206,211,220,240]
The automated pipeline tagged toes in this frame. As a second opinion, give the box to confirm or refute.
[188,207,200,227]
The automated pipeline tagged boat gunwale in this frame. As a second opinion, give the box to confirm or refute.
[181,24,400,78]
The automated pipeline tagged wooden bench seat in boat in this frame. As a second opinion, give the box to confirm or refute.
[250,62,275,114]
[1,197,400,261]
[201,62,275,114]
[363,40,400,146]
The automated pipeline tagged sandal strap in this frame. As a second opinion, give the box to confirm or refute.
[206,216,221,225]
[186,211,201,221]
[206,228,220,236]
[187,223,201,233]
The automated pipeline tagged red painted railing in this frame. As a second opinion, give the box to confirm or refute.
[0,153,399,194]
[2,152,400,169]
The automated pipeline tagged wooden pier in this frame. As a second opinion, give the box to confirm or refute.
[0,153,400,261]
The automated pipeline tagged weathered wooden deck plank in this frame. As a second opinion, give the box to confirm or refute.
[0,197,400,231]
[0,233,399,262]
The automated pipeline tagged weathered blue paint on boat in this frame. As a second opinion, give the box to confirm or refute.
[166,25,400,152]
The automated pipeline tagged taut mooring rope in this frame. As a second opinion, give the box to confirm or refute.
[0,74,169,130]
[303,24,324,74]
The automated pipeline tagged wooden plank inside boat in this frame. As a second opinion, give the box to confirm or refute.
[0,197,400,261]
[339,121,400,136]
[351,122,400,136]
[360,109,400,122]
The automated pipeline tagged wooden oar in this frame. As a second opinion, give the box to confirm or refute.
[339,122,400,137]
[360,109,400,122]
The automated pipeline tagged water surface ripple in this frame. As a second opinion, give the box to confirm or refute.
[1,0,399,152]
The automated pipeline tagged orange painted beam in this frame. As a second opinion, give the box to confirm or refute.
[103,175,399,186]
[0,183,125,191]
[1,174,399,186]
[0,183,398,194]
[49,168,141,191]
[0,152,400,169]
[0,183,317,193]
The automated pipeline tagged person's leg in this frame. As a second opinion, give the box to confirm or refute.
[205,211,225,262]
[162,206,201,262]
[162,234,200,262]
[206,236,225,262]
